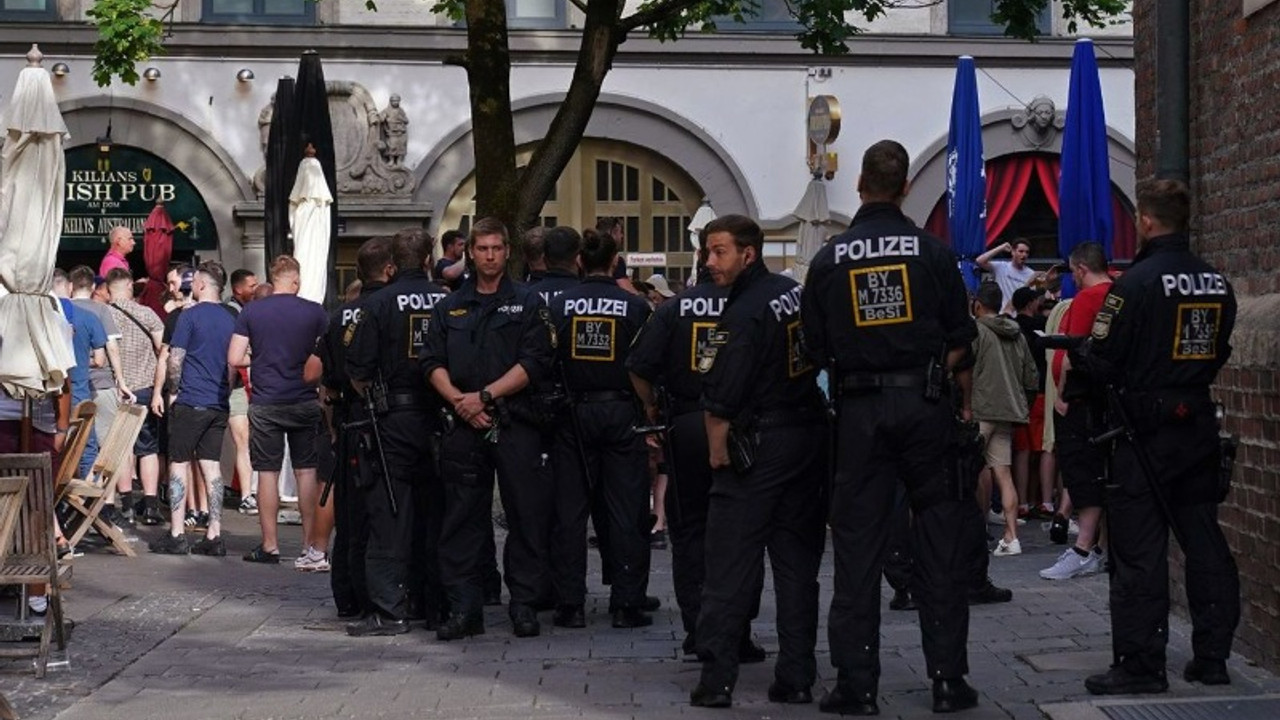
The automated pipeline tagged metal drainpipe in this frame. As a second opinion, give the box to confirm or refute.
[1155,0,1191,183]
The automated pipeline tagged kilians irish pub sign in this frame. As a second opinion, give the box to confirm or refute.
[61,144,217,252]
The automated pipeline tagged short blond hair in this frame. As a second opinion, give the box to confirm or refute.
[269,255,301,283]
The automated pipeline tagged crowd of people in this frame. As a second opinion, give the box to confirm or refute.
[0,139,1242,713]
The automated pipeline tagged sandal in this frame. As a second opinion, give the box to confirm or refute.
[242,544,281,564]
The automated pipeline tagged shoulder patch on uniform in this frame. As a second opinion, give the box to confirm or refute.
[538,305,558,350]
[1103,294,1124,312]
[1091,314,1112,340]
[342,319,359,347]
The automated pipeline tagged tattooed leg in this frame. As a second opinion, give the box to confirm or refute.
[168,462,189,534]
[198,459,224,539]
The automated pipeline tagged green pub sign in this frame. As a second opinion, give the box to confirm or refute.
[61,144,217,252]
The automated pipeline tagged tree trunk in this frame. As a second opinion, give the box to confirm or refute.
[514,0,622,235]
[464,0,519,232]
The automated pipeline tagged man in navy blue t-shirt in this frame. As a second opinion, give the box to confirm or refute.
[150,262,236,556]
[228,255,329,565]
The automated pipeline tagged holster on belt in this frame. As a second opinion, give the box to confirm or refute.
[726,423,757,475]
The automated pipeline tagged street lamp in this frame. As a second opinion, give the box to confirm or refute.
[687,198,716,251]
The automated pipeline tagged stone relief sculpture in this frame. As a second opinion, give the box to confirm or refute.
[1011,95,1065,149]
[252,82,413,198]
[379,94,409,167]
[252,94,274,197]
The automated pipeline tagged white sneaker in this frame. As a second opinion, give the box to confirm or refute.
[1040,548,1095,580]
[987,510,1026,527]
[277,508,302,525]
[238,494,259,515]
[295,546,330,572]
[1068,518,1081,535]
[993,537,1022,556]
[1084,549,1106,575]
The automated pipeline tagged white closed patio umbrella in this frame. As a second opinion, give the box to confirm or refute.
[791,176,831,286]
[0,45,74,398]
[289,144,332,305]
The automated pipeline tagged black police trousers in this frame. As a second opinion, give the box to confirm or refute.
[1107,407,1239,676]
[667,409,763,639]
[551,399,651,609]
[882,484,913,594]
[330,427,369,616]
[696,422,826,693]
[829,389,971,693]
[438,419,553,617]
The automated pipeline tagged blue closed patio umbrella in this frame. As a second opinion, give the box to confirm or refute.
[946,56,986,292]
[1058,38,1113,298]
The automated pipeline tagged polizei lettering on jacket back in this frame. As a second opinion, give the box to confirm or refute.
[833,235,920,264]
[1161,272,1228,297]
[396,292,447,312]
[562,297,628,317]
[679,296,725,317]
[768,285,803,322]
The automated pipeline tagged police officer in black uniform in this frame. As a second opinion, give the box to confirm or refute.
[1081,178,1239,695]
[687,214,828,709]
[527,227,582,304]
[628,235,767,660]
[801,140,979,715]
[316,236,392,621]
[345,228,449,636]
[421,217,556,640]
[547,227,652,629]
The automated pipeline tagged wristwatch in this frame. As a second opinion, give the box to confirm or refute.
[479,388,493,405]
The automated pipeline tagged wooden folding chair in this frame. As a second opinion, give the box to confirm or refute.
[57,404,144,557]
[0,454,68,678]
[52,400,97,494]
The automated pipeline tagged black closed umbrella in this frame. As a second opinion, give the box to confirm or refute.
[264,76,299,267]
[294,50,339,307]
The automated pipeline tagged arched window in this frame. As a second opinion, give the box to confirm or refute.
[441,139,704,285]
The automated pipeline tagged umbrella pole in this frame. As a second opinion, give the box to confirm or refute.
[20,397,32,452]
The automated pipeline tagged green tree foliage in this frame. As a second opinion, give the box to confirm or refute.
[90,0,1127,239]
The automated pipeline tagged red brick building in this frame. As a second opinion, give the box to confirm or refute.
[1134,0,1280,673]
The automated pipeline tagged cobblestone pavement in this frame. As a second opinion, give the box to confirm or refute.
[3,509,1278,720]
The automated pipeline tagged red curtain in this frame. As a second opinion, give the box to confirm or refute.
[924,152,1137,259]
[984,155,1036,243]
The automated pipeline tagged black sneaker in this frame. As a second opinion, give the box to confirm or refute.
[1049,514,1069,545]
[195,511,210,530]
[190,536,227,557]
[140,497,166,526]
[1183,657,1230,685]
[149,533,190,555]
[968,578,1013,605]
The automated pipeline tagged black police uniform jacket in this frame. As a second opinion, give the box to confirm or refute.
[419,274,555,396]
[550,275,651,393]
[700,261,824,421]
[317,280,386,405]
[527,269,581,307]
[347,269,449,397]
[801,203,976,372]
[1087,233,1236,392]
[627,270,729,408]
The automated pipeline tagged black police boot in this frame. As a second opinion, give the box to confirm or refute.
[436,613,484,641]
[889,589,916,611]
[553,604,586,629]
[484,583,503,607]
[931,678,979,713]
[1084,665,1168,695]
[1049,514,1070,545]
[690,682,732,708]
[767,681,813,704]
[818,685,878,716]
[612,607,653,629]
[510,604,541,638]
[682,633,697,656]
[968,577,1013,605]
[346,614,410,637]
[1183,657,1230,685]
[739,635,767,664]
[609,595,662,613]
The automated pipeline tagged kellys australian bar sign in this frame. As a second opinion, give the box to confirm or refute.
[60,144,217,252]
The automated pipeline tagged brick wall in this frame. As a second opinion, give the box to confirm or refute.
[1135,0,1280,673]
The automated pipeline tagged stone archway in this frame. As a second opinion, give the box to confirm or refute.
[902,108,1137,225]
[413,93,759,235]
[59,97,255,270]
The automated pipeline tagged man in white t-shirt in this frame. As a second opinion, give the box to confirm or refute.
[977,238,1039,314]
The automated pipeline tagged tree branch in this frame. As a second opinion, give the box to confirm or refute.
[620,0,705,34]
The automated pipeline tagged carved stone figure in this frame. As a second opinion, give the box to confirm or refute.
[258,93,275,159]
[379,94,409,166]
[1011,95,1065,149]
